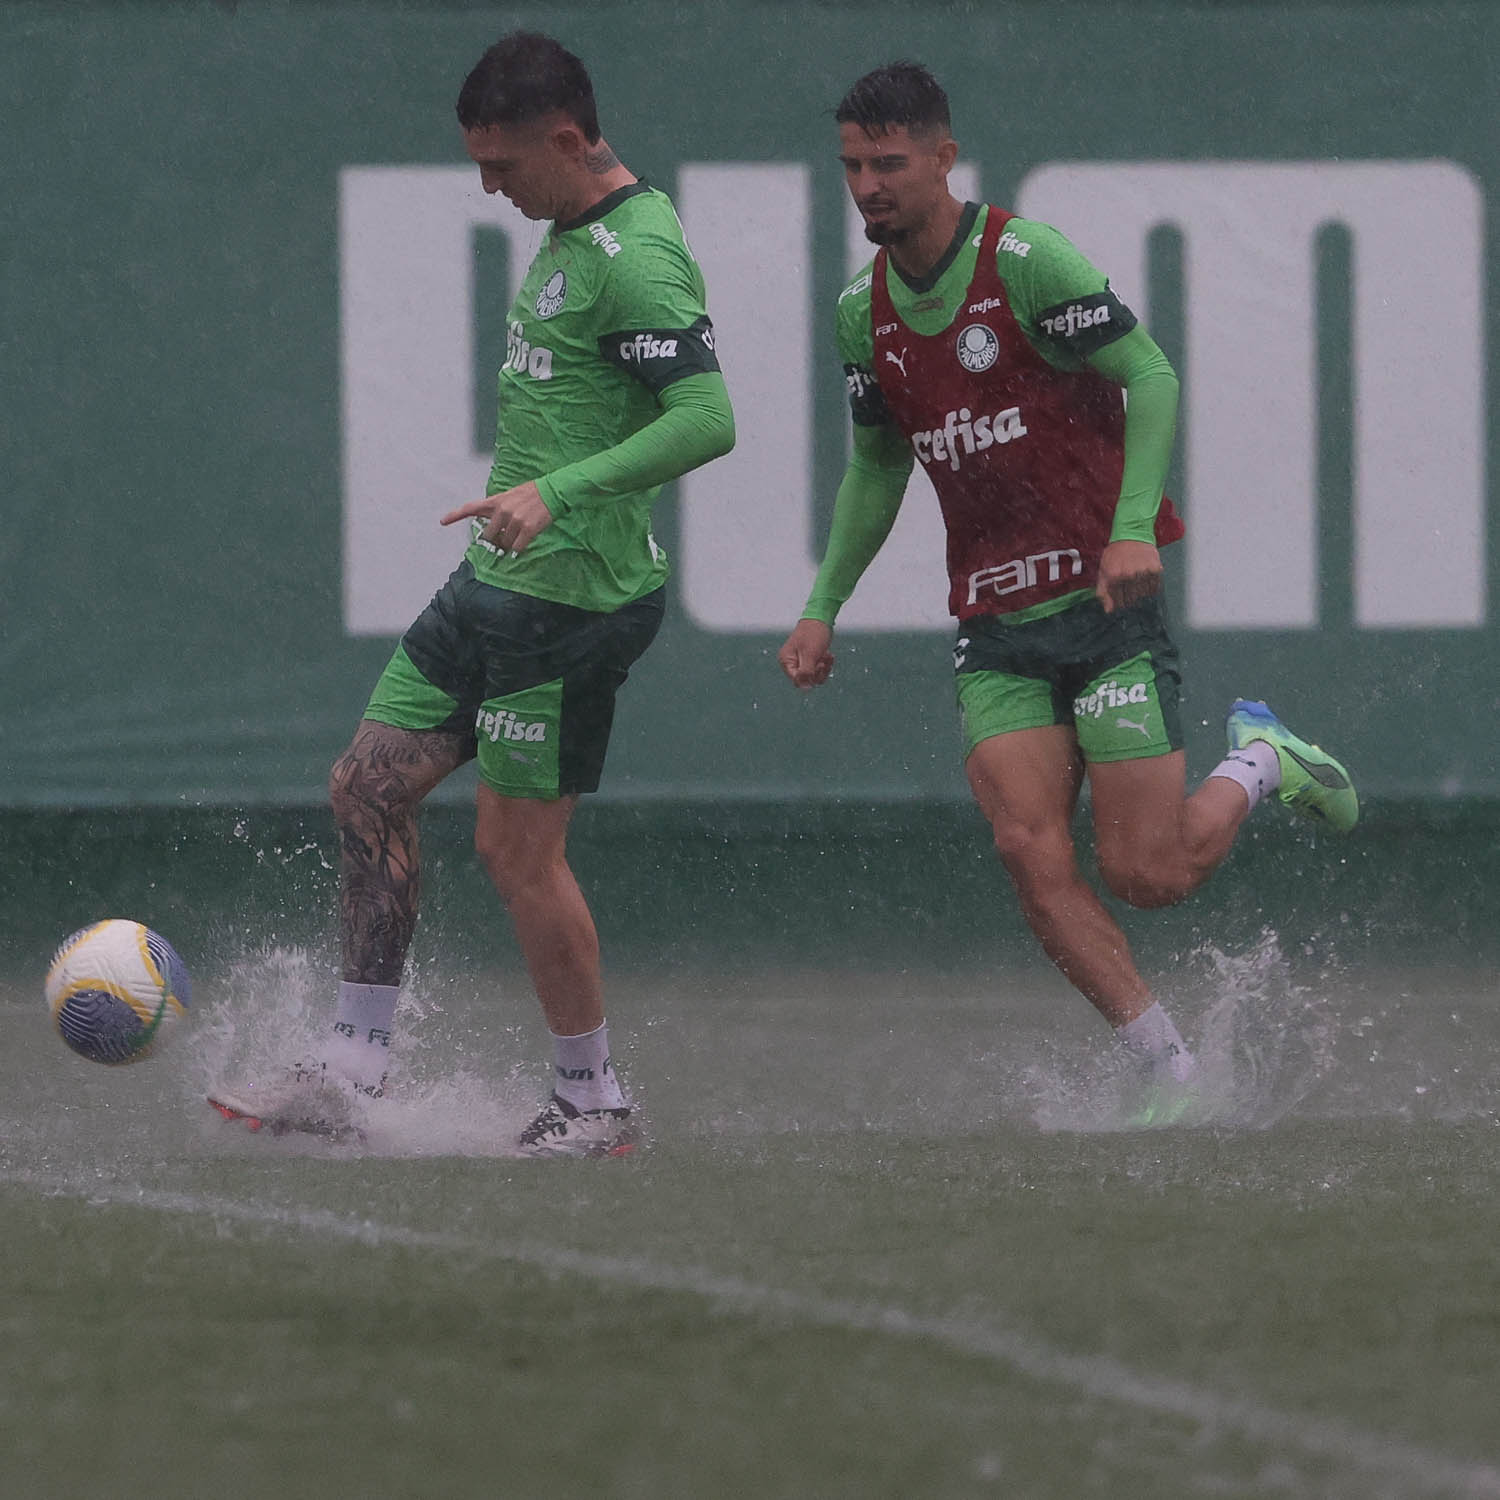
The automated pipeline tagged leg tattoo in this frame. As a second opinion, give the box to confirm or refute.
[330,724,469,986]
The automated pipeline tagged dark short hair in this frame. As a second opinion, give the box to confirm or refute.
[835,61,951,137]
[456,31,601,142]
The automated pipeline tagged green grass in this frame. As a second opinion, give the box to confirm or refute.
[5,1109,1500,1499]
[6,804,1500,1497]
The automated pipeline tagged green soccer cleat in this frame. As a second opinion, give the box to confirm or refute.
[1226,699,1359,834]
[1122,1078,1201,1130]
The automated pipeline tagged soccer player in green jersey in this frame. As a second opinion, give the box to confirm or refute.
[778,63,1357,1123]
[210,33,734,1154]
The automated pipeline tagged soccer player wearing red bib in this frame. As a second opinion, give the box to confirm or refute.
[778,63,1357,1121]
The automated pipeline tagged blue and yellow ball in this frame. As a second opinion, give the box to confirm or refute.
[45,920,191,1064]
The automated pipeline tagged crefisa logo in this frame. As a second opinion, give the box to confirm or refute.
[476,707,548,744]
[956,323,999,372]
[535,270,567,319]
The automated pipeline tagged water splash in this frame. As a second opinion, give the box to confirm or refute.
[187,944,328,1095]
[1189,929,1338,1125]
[184,944,548,1159]
[1027,930,1335,1133]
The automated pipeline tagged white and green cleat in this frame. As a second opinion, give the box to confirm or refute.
[1227,699,1359,834]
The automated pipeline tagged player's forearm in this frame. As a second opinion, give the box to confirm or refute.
[537,373,735,513]
[801,425,913,625]
[1089,328,1180,543]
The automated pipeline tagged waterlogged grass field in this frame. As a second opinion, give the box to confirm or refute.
[3,806,1500,1499]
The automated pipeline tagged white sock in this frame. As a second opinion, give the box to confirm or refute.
[1206,740,1281,811]
[1116,1002,1196,1084]
[552,1022,625,1110]
[324,981,398,1090]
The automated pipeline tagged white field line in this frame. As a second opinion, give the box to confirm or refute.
[10,1170,1500,1499]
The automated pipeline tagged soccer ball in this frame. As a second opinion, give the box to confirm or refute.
[45,920,191,1065]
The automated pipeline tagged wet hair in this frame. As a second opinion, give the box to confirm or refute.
[456,31,601,142]
[835,61,952,138]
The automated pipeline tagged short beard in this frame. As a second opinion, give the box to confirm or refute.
[863,221,910,246]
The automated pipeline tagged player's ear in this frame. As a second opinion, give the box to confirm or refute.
[548,121,587,162]
[937,136,960,175]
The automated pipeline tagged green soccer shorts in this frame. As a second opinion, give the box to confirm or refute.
[954,593,1183,763]
[363,561,665,799]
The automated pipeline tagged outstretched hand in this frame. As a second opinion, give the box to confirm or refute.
[778,618,835,690]
[440,480,554,555]
[1095,539,1163,614]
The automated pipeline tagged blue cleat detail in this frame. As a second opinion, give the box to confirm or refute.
[1227,699,1359,834]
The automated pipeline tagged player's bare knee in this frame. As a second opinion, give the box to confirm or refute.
[1098,848,1189,910]
[990,817,1075,891]
[472,821,513,890]
[989,814,1040,865]
[474,823,552,904]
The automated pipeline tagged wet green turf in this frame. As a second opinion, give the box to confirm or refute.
[6,952,1500,1499]
[5,805,1500,1497]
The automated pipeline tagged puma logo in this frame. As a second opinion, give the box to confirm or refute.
[1284,746,1349,789]
[884,348,909,377]
[1116,716,1152,738]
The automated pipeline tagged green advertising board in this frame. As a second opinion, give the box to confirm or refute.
[3,1,1495,805]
